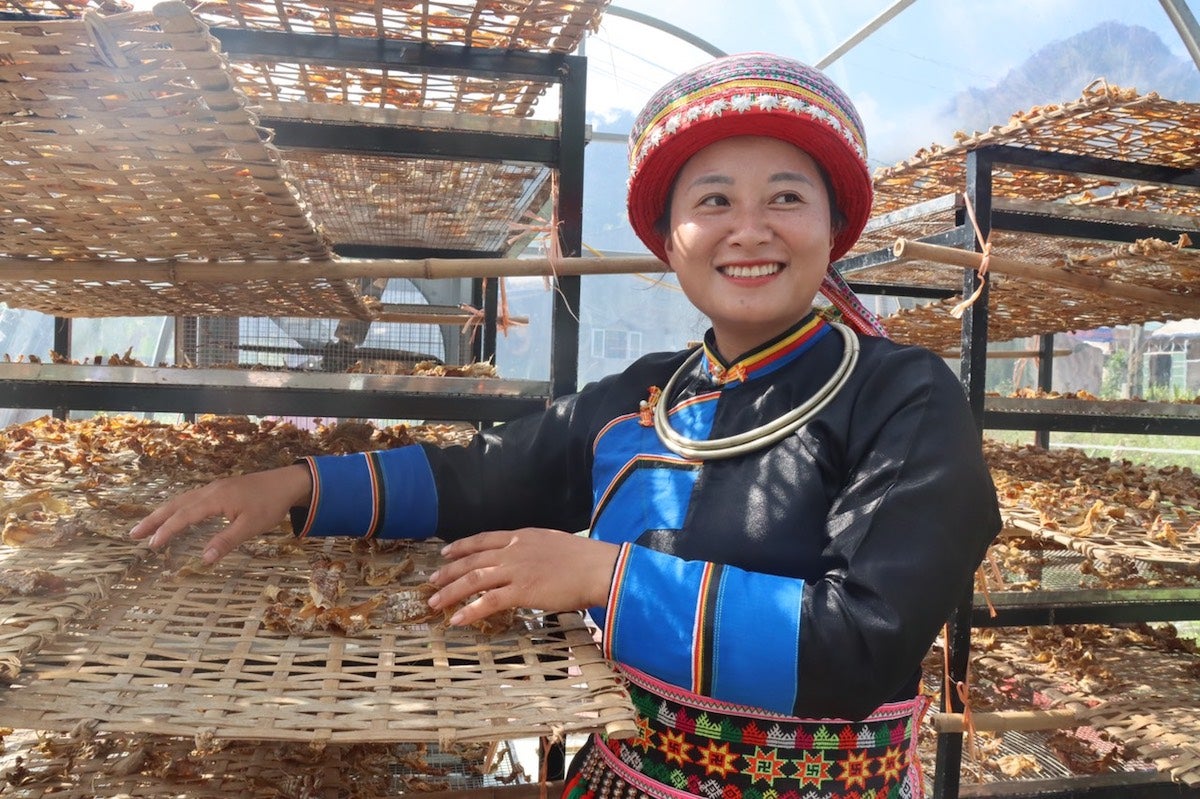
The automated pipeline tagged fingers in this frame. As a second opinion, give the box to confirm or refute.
[444,587,513,627]
[430,530,621,627]
[128,503,173,540]
[129,466,309,564]
[129,483,247,563]
[438,530,511,561]
[130,490,218,550]
[428,556,504,614]
[200,516,259,564]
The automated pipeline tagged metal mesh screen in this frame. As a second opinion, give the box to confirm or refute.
[182,279,454,371]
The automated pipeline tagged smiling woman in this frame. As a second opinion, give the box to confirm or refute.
[661,136,837,360]
[132,51,1002,799]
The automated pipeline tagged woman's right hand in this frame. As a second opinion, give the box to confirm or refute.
[130,463,312,564]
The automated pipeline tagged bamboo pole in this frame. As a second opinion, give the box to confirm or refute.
[0,256,669,283]
[892,238,1200,316]
[931,708,1079,733]
[936,348,1073,359]
[406,782,565,799]
[370,311,530,326]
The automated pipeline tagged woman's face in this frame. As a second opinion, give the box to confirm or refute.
[663,135,836,360]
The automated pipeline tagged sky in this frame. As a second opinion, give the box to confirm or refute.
[579,0,1195,166]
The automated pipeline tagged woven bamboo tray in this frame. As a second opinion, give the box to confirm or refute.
[0,526,149,685]
[195,0,605,116]
[0,1,595,319]
[1,418,190,684]
[879,235,1199,350]
[0,728,515,798]
[1001,507,1200,576]
[982,439,1200,579]
[0,531,636,745]
[0,415,535,687]
[867,83,1200,218]
[971,625,1200,786]
[282,150,554,255]
[851,83,1200,349]
[0,416,635,746]
[0,3,387,320]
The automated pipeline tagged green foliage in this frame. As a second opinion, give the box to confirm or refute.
[1143,384,1192,403]
[1100,348,1127,399]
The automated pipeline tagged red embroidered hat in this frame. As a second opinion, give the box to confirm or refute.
[627,52,872,265]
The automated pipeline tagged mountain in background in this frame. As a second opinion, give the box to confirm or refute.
[942,21,1200,137]
[566,21,1199,384]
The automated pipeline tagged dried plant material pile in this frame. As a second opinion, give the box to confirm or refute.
[983,440,1200,580]
[0,570,70,599]
[259,557,515,637]
[997,387,1200,404]
[850,82,1200,349]
[2,351,501,379]
[0,415,476,684]
[1,415,636,746]
[1,414,476,486]
[347,360,501,378]
[0,727,508,798]
[962,624,1200,784]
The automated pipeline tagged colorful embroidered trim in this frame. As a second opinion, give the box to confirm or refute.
[570,666,929,799]
[703,315,828,386]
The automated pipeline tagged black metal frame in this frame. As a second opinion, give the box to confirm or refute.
[27,31,589,422]
[949,145,1200,799]
[843,144,1200,799]
[0,364,549,422]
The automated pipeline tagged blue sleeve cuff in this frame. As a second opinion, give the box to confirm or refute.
[291,446,438,539]
[602,543,804,715]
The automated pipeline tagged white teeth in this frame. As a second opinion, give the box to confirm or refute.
[723,263,781,278]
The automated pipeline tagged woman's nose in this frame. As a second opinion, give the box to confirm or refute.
[726,208,772,245]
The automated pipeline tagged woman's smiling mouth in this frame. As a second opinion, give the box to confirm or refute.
[721,262,784,279]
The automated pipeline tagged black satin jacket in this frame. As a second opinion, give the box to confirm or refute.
[421,317,1001,719]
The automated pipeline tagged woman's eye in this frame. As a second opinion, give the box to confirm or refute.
[698,194,728,207]
[772,191,803,204]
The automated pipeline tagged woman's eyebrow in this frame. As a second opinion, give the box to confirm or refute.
[770,171,815,184]
[687,174,734,188]
[685,171,813,189]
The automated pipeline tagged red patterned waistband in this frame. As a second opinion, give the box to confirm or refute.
[571,666,929,799]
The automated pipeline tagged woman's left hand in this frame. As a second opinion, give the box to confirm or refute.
[427,529,619,627]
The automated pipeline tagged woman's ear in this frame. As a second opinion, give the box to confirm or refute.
[661,238,678,271]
